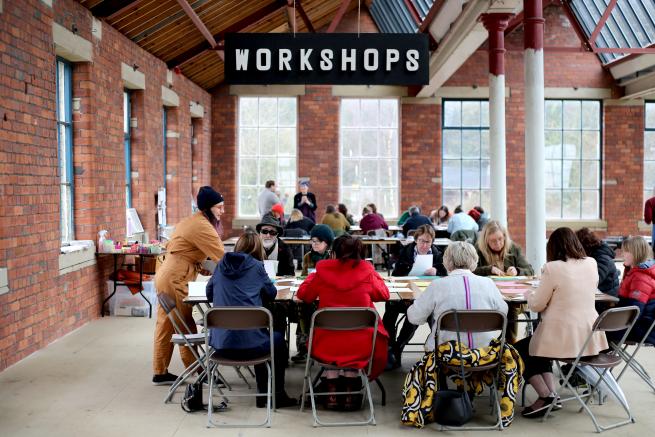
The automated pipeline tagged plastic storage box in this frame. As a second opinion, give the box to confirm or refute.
[106,281,157,317]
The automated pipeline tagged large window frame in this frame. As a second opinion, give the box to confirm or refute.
[56,58,74,244]
[645,101,655,204]
[237,96,298,218]
[544,99,602,219]
[441,99,490,212]
[339,98,400,219]
[124,91,132,208]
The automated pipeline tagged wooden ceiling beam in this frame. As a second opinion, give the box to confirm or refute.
[175,0,224,61]
[106,0,143,21]
[326,0,352,33]
[295,0,316,32]
[166,0,286,68]
[90,0,139,17]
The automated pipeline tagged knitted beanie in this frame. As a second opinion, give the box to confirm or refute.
[310,224,335,246]
[468,208,481,222]
[197,186,224,210]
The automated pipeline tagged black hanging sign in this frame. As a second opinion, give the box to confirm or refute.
[224,33,429,85]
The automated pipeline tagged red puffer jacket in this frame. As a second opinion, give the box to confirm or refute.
[297,259,389,379]
[618,260,655,344]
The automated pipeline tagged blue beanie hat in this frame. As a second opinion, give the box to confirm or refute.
[310,224,335,246]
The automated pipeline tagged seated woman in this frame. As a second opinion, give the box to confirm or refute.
[513,227,608,418]
[297,235,390,410]
[475,220,534,343]
[321,204,350,237]
[293,224,335,363]
[384,224,448,368]
[407,241,508,352]
[576,227,620,297]
[206,231,297,408]
[359,206,389,233]
[434,205,450,226]
[285,208,315,235]
[609,236,655,344]
[338,203,356,226]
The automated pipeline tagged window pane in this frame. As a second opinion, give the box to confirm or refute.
[562,160,581,188]
[379,129,398,157]
[461,160,480,189]
[443,130,461,159]
[239,158,257,185]
[239,187,258,216]
[581,191,598,219]
[545,131,562,159]
[545,160,562,188]
[123,92,129,134]
[278,98,296,126]
[361,129,377,156]
[361,159,378,186]
[342,160,359,187]
[480,130,489,159]
[239,97,258,126]
[443,189,461,209]
[546,190,562,218]
[563,130,581,159]
[644,161,655,192]
[379,99,398,128]
[582,101,600,130]
[545,100,562,129]
[258,98,277,126]
[259,128,277,155]
[444,101,461,127]
[58,124,68,182]
[480,102,489,127]
[443,160,461,188]
[361,100,379,127]
[278,128,296,156]
[582,131,600,159]
[341,99,360,127]
[342,129,360,157]
[278,158,296,186]
[379,159,398,187]
[378,189,397,215]
[562,190,581,218]
[480,189,490,210]
[647,103,655,129]
[57,62,66,123]
[481,160,490,189]
[645,131,655,160]
[461,101,481,127]
[461,130,480,159]
[581,161,599,189]
[462,190,480,211]
[279,186,295,213]
[259,159,276,183]
[240,128,258,156]
[563,100,581,129]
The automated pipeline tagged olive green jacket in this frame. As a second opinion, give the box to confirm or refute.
[474,243,534,276]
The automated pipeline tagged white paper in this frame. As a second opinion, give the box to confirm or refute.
[264,260,278,279]
[408,255,433,276]
[188,281,208,297]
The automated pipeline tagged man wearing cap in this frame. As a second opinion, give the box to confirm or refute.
[258,180,281,218]
[257,216,295,276]
[293,181,317,222]
[152,186,225,385]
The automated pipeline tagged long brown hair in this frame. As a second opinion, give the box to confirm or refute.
[547,227,586,262]
[575,227,601,256]
[235,230,264,261]
[477,220,511,270]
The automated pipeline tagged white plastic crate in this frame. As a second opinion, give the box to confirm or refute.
[106,281,157,317]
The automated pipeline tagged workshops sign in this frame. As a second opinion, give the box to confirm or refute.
[224,33,429,85]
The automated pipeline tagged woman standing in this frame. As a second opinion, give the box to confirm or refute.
[152,186,225,385]
[513,227,607,418]
[293,181,317,222]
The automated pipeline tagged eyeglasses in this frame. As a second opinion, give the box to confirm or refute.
[310,239,324,245]
[417,238,433,245]
[260,229,278,236]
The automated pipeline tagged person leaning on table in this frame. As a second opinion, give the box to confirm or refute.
[513,227,608,418]
[474,220,534,343]
[152,186,225,385]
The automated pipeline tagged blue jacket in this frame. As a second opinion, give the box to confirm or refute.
[403,213,432,237]
[206,252,277,351]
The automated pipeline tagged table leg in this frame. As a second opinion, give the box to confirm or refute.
[101,254,119,317]
[137,256,152,318]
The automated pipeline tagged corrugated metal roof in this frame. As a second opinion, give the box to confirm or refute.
[569,0,655,64]
[370,0,436,33]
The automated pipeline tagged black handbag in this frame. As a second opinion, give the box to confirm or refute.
[432,310,474,427]
[181,379,228,413]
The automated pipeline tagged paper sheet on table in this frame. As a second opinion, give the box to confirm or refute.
[494,281,528,287]
[408,255,433,276]
[489,276,530,281]
[264,260,278,279]
[387,276,419,281]
[413,281,433,288]
[188,281,208,297]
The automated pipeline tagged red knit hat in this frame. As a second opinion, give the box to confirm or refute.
[468,208,481,222]
[271,203,285,215]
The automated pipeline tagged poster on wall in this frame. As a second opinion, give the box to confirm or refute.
[224,33,429,85]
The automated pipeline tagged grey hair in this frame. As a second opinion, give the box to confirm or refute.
[408,205,420,215]
[443,241,479,272]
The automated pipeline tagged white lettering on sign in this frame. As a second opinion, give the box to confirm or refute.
[320,49,333,70]
[386,49,399,71]
[363,49,378,71]
[235,49,249,70]
[300,48,313,71]
[406,49,419,72]
[342,48,356,71]
[279,49,292,71]
[256,49,271,71]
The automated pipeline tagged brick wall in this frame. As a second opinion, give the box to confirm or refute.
[0,0,210,371]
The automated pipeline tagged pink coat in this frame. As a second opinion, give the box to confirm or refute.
[528,258,608,358]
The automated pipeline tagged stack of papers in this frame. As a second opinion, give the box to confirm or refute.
[188,282,207,298]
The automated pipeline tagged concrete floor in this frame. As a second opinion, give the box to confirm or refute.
[0,315,653,437]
